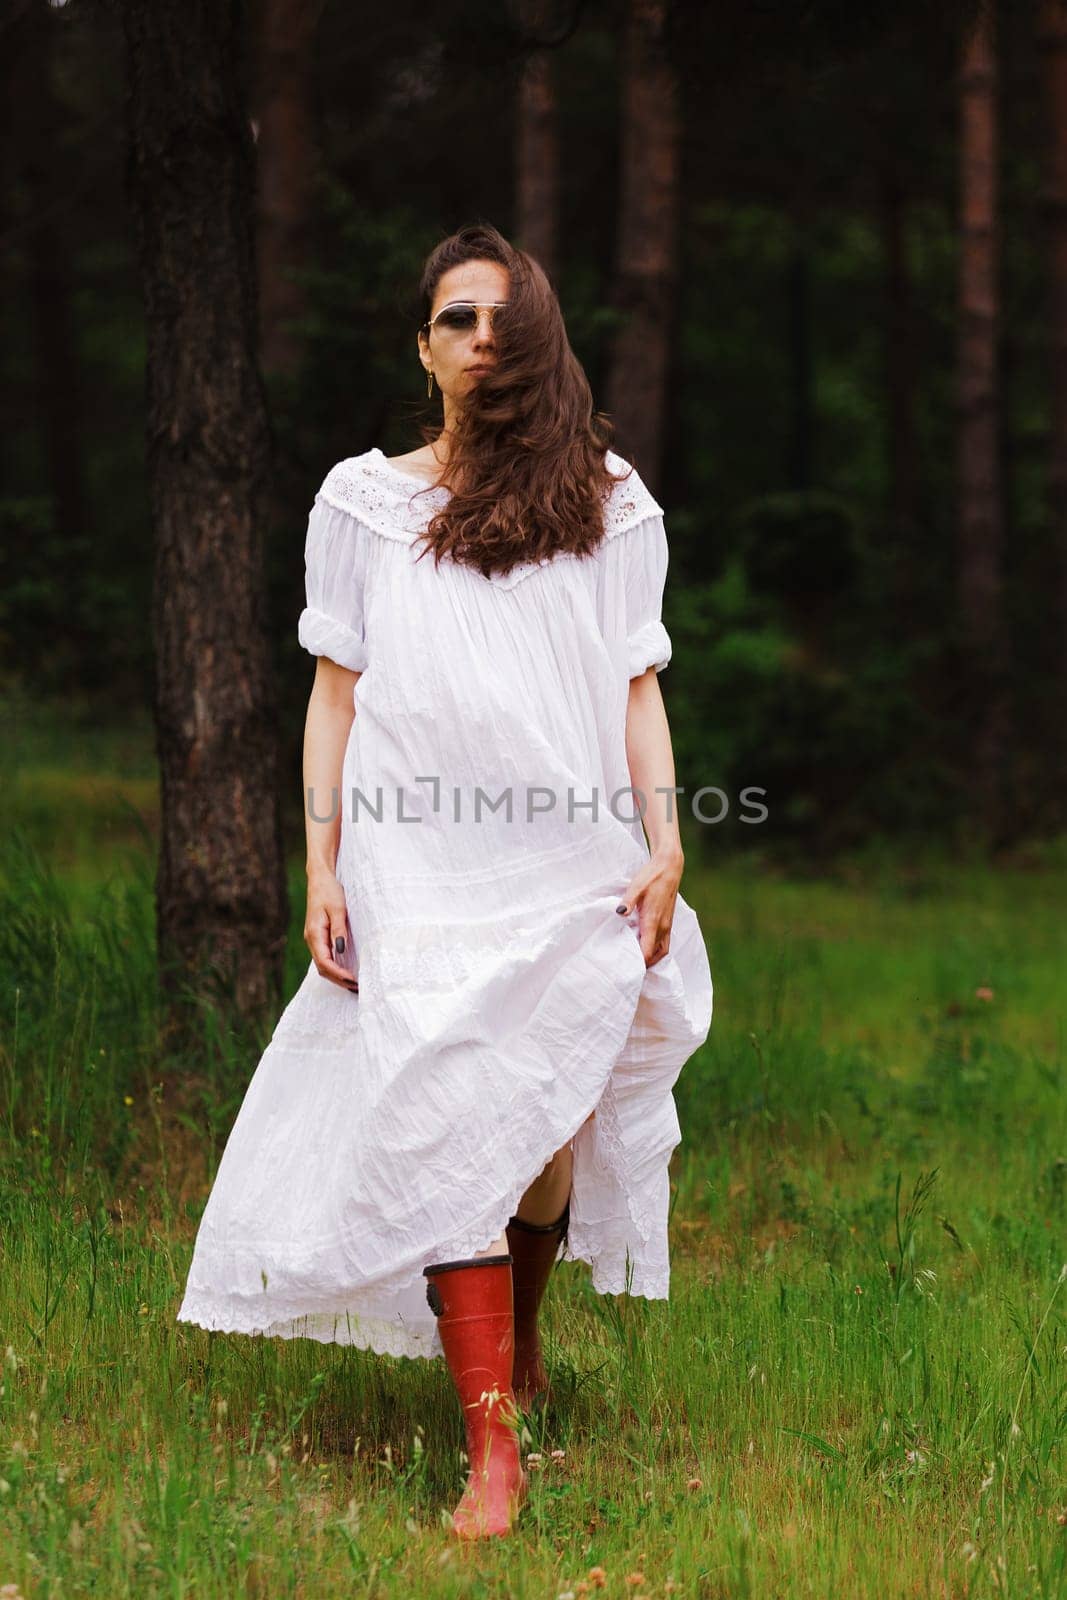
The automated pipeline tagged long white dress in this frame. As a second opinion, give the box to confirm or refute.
[176,447,714,1361]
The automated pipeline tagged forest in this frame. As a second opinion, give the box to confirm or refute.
[3,3,1067,1594]
[5,0,1065,868]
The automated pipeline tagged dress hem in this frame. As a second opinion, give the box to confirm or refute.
[175,903,709,1363]
[176,1070,675,1362]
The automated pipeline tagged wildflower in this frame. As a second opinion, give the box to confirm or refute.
[550,1448,566,1461]
[854,1285,863,1295]
[588,1569,607,1589]
[124,1095,134,1107]
[687,1476,702,1490]
[625,1573,645,1587]
[975,987,994,1002]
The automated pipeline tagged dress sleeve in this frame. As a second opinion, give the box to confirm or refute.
[296,481,369,674]
[623,512,673,678]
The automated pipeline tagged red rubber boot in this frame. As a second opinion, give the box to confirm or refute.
[423,1252,528,1539]
[506,1197,570,1413]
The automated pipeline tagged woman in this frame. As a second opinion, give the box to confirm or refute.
[177,223,713,1541]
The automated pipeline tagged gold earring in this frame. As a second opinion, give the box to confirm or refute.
[426,369,435,398]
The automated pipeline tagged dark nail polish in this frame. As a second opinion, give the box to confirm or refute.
[616,904,628,915]
[335,935,346,954]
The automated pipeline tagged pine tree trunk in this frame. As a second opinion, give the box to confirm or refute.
[11,4,89,611]
[957,2,1012,844]
[514,0,559,283]
[254,0,324,377]
[604,0,680,490]
[1039,0,1067,811]
[882,169,919,603]
[121,0,288,1034]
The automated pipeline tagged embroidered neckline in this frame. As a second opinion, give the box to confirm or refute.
[315,448,664,589]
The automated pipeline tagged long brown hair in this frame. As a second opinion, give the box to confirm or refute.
[408,223,628,580]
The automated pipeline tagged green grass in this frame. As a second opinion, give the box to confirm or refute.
[2,703,1067,1596]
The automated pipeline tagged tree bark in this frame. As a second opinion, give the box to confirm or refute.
[604,0,680,491]
[120,0,288,1034]
[254,0,324,377]
[10,3,90,585]
[514,0,560,283]
[882,169,919,593]
[957,2,1012,844]
[1039,0,1067,808]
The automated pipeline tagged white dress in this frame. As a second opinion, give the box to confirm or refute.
[176,446,714,1361]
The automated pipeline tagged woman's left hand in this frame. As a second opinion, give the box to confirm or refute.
[618,848,684,968]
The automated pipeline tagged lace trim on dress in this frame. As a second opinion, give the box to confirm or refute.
[178,1087,671,1362]
[178,1210,669,1361]
[316,453,448,546]
[317,448,665,548]
[599,450,665,534]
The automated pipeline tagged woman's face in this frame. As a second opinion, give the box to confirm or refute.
[418,259,510,402]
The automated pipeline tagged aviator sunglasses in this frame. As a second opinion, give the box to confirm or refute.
[421,301,508,336]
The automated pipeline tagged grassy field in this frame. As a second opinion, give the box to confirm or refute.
[2,697,1067,1597]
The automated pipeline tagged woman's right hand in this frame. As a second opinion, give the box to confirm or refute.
[304,866,359,992]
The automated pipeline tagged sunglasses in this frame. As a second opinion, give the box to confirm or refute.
[421,301,508,336]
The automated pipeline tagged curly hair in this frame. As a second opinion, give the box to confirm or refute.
[408,222,631,581]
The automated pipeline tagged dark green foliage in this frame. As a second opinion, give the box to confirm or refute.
[3,0,1063,852]
[734,491,860,603]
